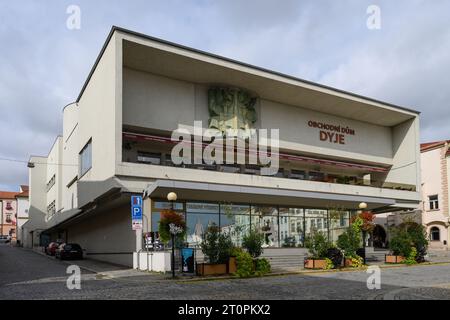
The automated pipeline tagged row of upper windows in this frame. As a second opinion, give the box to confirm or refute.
[46,174,56,192]
[44,139,92,195]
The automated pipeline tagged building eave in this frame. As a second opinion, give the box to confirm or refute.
[75,26,420,118]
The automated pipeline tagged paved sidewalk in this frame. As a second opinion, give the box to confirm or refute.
[29,248,153,280]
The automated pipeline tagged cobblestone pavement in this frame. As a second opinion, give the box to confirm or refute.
[1,244,450,300]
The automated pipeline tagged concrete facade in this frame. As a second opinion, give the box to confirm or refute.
[25,26,422,267]
[420,141,450,249]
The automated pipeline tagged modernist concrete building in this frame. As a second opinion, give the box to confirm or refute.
[25,26,422,267]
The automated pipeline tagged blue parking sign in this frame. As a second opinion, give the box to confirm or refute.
[131,196,143,220]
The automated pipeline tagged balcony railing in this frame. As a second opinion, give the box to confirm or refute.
[122,131,417,192]
[124,156,417,192]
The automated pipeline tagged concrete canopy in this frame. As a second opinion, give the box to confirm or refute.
[144,179,396,211]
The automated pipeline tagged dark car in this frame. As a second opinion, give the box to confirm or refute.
[45,242,60,256]
[0,235,10,244]
[55,243,83,260]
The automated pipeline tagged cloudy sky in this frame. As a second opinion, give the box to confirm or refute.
[0,0,449,191]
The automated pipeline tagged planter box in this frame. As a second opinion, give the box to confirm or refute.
[197,257,238,276]
[228,257,237,274]
[304,258,327,270]
[385,255,405,264]
[344,258,362,267]
[196,263,227,276]
[344,258,353,267]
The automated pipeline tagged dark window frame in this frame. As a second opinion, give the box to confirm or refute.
[79,139,92,178]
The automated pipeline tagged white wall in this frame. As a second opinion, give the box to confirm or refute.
[16,197,29,243]
[386,118,421,190]
[77,34,119,185]
[259,99,393,165]
[123,68,196,132]
[24,156,48,248]
[67,204,135,266]
[62,103,79,211]
[46,137,63,215]
[421,148,444,220]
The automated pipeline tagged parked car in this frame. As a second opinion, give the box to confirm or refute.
[55,243,83,260]
[0,236,10,244]
[45,242,60,256]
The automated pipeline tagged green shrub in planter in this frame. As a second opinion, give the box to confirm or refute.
[305,230,334,259]
[389,221,428,263]
[404,247,418,265]
[337,226,361,259]
[255,258,271,276]
[389,228,413,258]
[200,224,234,264]
[242,230,264,258]
[233,248,254,278]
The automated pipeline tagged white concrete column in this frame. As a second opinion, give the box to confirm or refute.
[136,197,152,252]
[144,197,152,233]
[135,229,142,252]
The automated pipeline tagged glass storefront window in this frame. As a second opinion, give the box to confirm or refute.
[220,204,250,216]
[279,207,304,248]
[153,201,184,211]
[220,214,251,247]
[329,210,350,243]
[304,209,327,238]
[251,206,278,248]
[149,200,353,248]
[185,202,219,247]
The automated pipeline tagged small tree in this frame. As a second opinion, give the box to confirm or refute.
[200,224,234,264]
[389,220,428,262]
[242,230,264,258]
[351,212,375,247]
[305,230,333,259]
[389,228,413,257]
[337,226,362,258]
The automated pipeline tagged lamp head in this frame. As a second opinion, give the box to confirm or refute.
[167,192,178,202]
[358,202,368,210]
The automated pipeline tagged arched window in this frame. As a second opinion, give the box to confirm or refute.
[430,227,440,241]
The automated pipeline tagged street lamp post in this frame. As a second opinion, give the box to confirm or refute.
[169,223,183,278]
[358,202,368,264]
[167,192,179,279]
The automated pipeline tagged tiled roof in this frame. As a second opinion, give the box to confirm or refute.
[0,191,19,200]
[420,140,450,152]
[15,190,29,198]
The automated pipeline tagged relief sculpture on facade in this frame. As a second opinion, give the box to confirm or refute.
[208,87,257,135]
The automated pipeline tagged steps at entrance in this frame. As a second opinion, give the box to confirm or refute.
[365,249,389,262]
[264,255,306,272]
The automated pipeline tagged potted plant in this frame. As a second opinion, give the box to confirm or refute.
[197,224,235,276]
[337,220,364,267]
[242,229,263,267]
[304,231,334,269]
[387,220,428,264]
[386,227,410,263]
